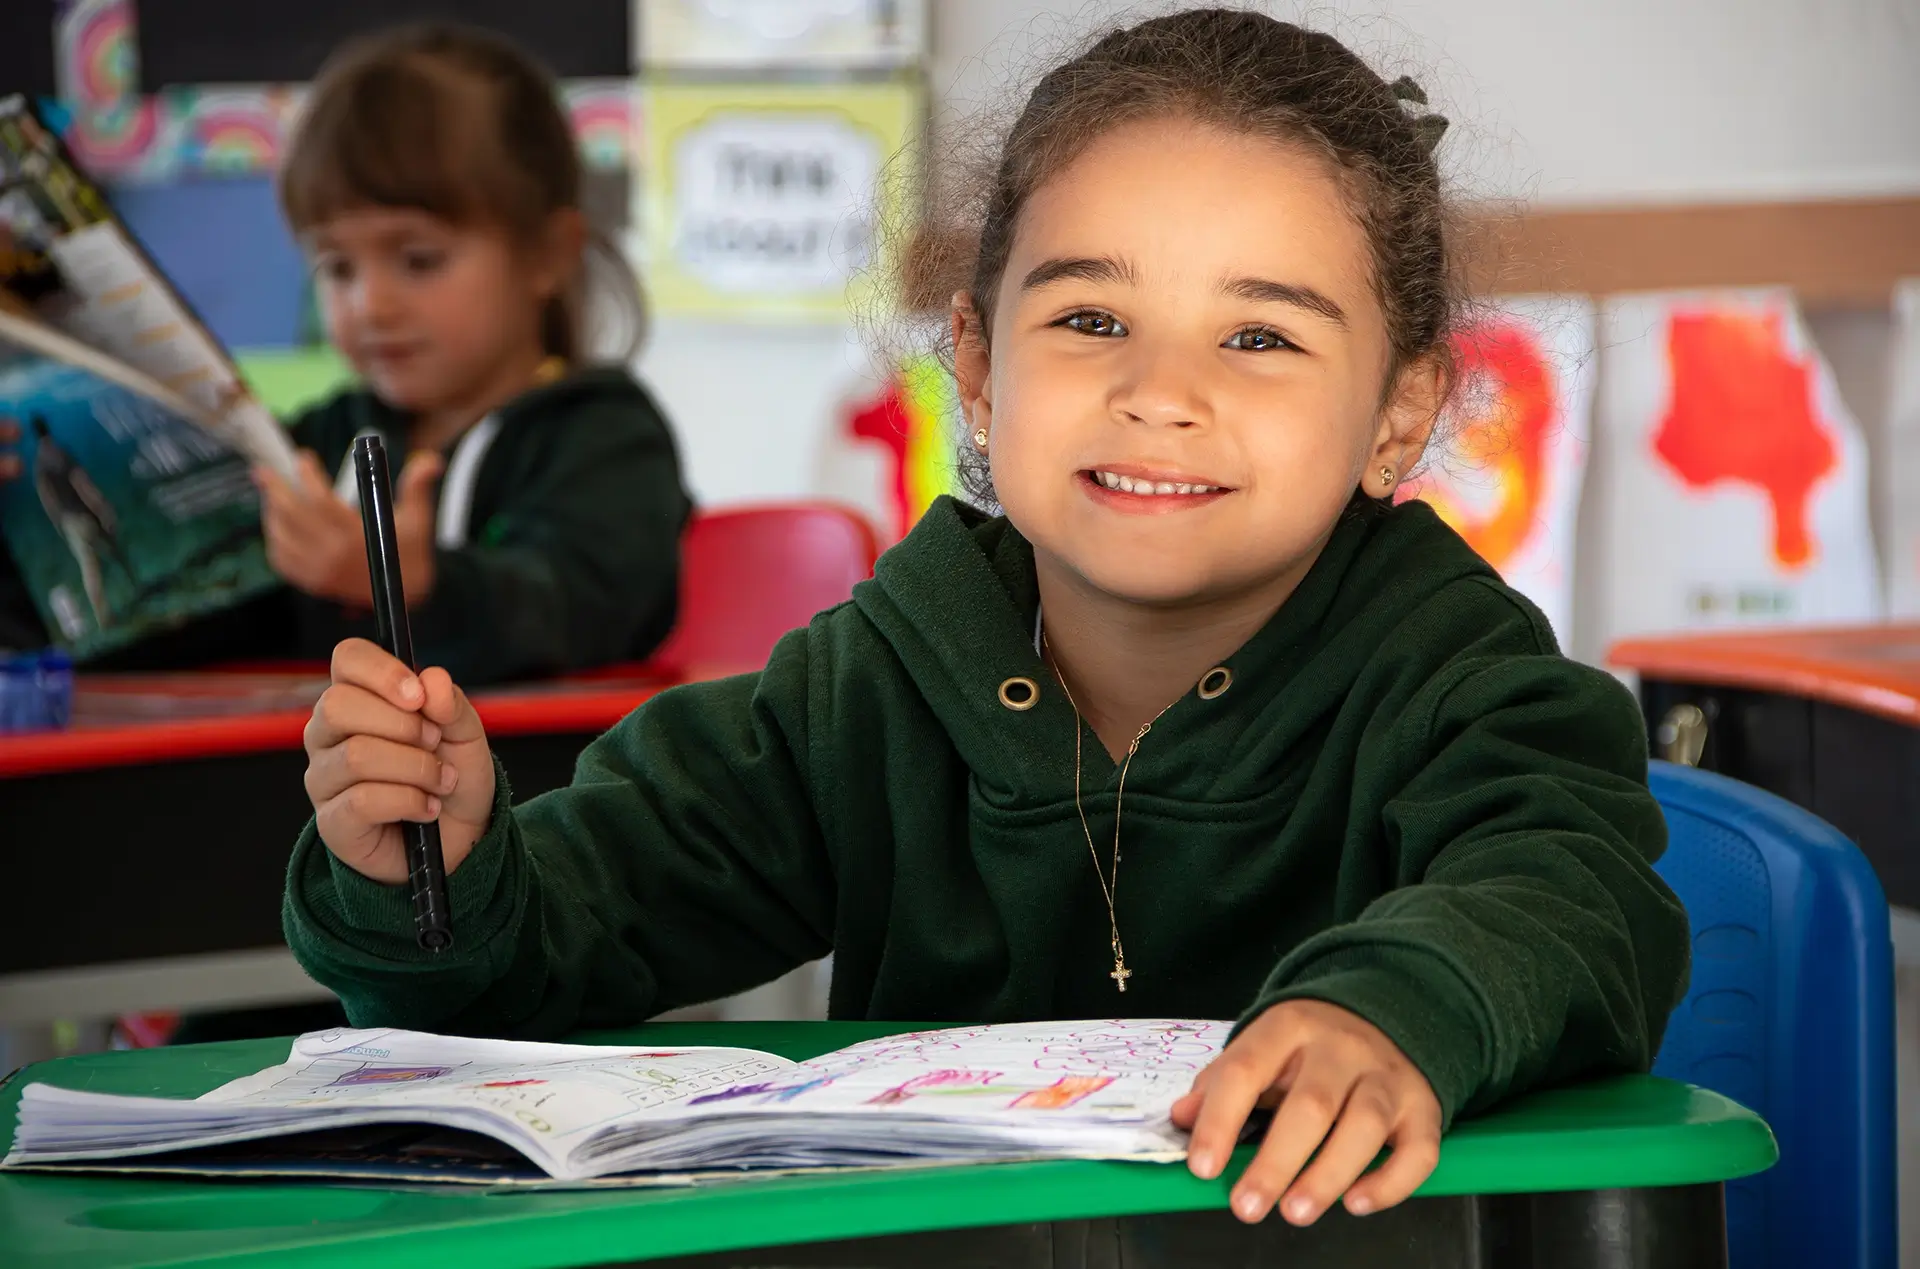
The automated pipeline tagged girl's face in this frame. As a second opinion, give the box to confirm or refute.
[957,116,1440,608]
[308,208,564,413]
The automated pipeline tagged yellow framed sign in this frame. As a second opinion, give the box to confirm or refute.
[641,79,921,321]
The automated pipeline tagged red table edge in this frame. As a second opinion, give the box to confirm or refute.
[1609,634,1920,728]
[0,684,676,780]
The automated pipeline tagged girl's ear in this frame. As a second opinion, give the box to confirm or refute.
[531,208,588,301]
[1370,351,1448,483]
[951,291,993,431]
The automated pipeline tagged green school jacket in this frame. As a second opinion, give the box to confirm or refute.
[286,367,692,685]
[284,496,1690,1127]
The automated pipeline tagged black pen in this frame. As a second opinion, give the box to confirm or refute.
[353,435,454,953]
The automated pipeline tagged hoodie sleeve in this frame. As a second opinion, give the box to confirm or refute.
[282,627,835,1037]
[409,393,689,686]
[1241,583,1691,1128]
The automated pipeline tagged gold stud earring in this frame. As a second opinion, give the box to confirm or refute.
[973,428,990,451]
[1379,465,1396,487]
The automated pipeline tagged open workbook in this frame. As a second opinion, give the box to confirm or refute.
[4,1021,1228,1187]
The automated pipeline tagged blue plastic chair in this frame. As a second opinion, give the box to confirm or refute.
[1648,760,1896,1269]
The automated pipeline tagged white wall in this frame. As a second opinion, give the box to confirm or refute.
[933,0,1920,206]
[643,0,1920,514]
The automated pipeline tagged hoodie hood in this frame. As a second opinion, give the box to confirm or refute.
[850,495,1506,804]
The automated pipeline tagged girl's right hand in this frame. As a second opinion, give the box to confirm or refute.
[304,638,497,883]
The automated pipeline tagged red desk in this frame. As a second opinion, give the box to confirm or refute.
[0,664,740,1006]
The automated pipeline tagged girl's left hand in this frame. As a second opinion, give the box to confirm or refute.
[256,449,442,607]
[1172,999,1442,1226]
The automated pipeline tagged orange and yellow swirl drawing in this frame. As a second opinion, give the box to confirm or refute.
[1406,319,1556,569]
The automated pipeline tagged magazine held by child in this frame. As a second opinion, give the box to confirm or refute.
[0,94,297,660]
[4,1020,1228,1186]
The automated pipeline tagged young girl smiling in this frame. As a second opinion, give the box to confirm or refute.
[286,10,1688,1228]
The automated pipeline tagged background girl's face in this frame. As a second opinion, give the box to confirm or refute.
[959,116,1434,607]
[309,208,554,413]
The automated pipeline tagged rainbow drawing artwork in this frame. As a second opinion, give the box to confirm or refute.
[563,82,636,172]
[174,87,306,176]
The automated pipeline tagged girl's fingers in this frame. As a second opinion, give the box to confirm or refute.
[1167,1059,1213,1128]
[417,666,483,741]
[1228,1056,1352,1224]
[305,731,455,807]
[1341,1108,1442,1217]
[330,638,426,709]
[294,449,334,498]
[1184,1048,1285,1181]
[1278,1074,1398,1224]
[305,680,437,752]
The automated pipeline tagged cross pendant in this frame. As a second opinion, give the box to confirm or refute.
[1110,959,1132,992]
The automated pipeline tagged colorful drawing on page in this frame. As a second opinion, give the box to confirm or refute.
[866,1070,1003,1106]
[477,1080,547,1089]
[329,1064,455,1087]
[687,1073,839,1106]
[1034,1021,1218,1074]
[1010,1075,1115,1109]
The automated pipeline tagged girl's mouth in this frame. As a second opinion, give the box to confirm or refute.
[1079,468,1233,513]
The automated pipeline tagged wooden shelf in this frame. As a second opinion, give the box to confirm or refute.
[903,195,1920,310]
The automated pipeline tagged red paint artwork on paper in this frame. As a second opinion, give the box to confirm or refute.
[1653,310,1837,569]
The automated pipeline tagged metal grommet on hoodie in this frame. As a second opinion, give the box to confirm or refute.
[1197,666,1232,700]
[998,676,1040,711]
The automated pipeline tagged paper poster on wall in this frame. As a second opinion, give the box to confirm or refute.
[1399,296,1593,644]
[638,0,928,69]
[1888,280,1920,618]
[641,80,920,321]
[1592,289,1881,648]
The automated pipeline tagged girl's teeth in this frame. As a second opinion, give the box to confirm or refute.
[1093,471,1220,495]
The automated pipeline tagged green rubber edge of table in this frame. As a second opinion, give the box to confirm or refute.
[0,1022,1777,1269]
[233,347,357,419]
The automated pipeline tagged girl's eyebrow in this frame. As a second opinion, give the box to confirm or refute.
[1220,276,1348,328]
[1020,254,1139,292]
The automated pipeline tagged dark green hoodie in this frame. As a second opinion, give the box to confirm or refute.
[284,496,1689,1126]
[285,366,691,685]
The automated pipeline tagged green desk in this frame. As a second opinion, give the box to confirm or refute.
[0,1022,1777,1269]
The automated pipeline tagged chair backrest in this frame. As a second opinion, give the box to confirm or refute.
[645,503,882,678]
[1648,761,1895,1269]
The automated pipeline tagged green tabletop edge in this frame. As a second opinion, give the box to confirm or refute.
[0,1022,1779,1269]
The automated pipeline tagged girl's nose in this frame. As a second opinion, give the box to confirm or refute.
[1111,343,1210,429]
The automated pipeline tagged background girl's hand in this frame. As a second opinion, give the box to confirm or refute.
[0,418,18,482]
[256,448,442,606]
[303,637,497,883]
[1172,999,1442,1226]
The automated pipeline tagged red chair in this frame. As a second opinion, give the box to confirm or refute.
[641,503,883,680]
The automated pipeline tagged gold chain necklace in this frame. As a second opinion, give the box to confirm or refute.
[1041,630,1174,993]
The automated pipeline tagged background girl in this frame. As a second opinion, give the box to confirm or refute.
[255,23,691,685]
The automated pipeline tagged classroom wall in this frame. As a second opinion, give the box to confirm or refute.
[645,0,1920,513]
[933,0,1920,207]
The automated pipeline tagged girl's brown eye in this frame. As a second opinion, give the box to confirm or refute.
[1226,326,1295,352]
[1063,311,1127,337]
